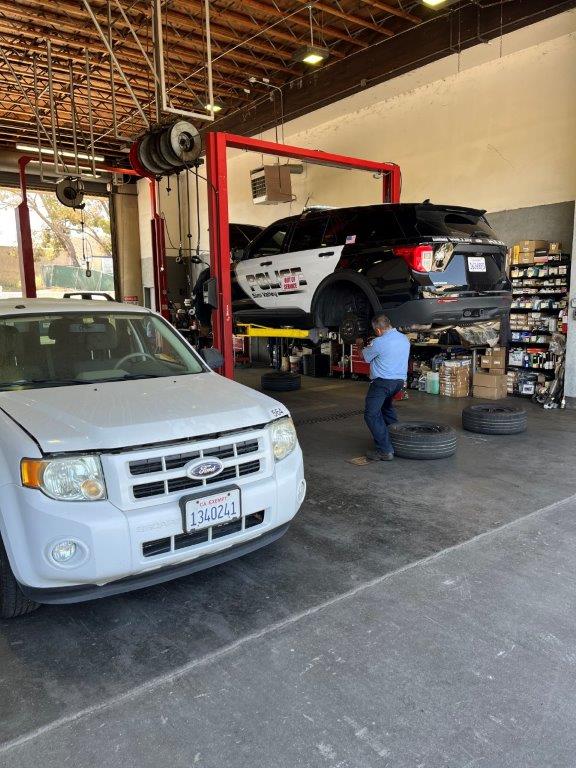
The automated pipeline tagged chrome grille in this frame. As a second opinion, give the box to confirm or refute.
[129,434,263,501]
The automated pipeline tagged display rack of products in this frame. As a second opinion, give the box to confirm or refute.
[508,241,570,398]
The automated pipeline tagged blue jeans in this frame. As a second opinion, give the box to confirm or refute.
[364,378,404,454]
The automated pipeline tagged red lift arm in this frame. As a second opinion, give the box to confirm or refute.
[205,132,402,379]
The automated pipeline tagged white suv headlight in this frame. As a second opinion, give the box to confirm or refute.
[268,417,297,461]
[21,456,107,501]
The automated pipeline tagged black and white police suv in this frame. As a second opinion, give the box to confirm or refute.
[227,203,511,341]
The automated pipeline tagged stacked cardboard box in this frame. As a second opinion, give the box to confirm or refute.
[510,240,549,266]
[439,360,471,398]
[478,347,506,375]
[473,371,508,400]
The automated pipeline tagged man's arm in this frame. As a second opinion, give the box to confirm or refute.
[361,340,379,363]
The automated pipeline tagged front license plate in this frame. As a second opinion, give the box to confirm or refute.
[185,489,241,533]
[468,256,487,272]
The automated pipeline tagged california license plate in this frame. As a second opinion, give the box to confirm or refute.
[185,489,241,533]
[468,256,487,272]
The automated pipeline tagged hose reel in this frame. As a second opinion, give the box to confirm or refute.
[130,121,202,178]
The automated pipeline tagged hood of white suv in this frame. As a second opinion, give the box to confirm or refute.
[0,373,289,453]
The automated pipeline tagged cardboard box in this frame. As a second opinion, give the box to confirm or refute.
[473,385,507,400]
[518,252,535,265]
[486,347,506,367]
[440,371,470,379]
[473,371,507,388]
[549,242,562,253]
[515,240,548,252]
[440,379,469,397]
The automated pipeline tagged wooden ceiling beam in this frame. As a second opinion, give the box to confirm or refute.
[360,0,420,25]
[293,0,395,36]
[0,4,295,82]
[232,0,367,49]
[170,0,314,51]
[19,0,314,65]
[0,23,253,92]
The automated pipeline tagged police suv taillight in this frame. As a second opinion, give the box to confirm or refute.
[393,245,434,273]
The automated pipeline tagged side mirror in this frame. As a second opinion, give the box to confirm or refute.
[200,347,224,369]
[202,277,218,309]
[231,247,245,262]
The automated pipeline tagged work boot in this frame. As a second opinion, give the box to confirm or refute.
[366,449,394,462]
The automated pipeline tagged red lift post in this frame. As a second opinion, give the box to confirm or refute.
[15,156,37,298]
[205,132,402,379]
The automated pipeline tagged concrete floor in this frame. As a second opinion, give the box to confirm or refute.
[1,372,576,767]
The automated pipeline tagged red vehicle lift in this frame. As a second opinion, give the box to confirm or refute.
[206,132,401,379]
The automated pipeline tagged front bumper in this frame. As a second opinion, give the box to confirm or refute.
[385,294,511,327]
[1,443,305,599]
[19,523,290,604]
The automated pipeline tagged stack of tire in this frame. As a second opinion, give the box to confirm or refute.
[129,121,202,178]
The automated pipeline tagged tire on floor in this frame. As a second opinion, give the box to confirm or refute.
[261,371,301,392]
[462,404,527,435]
[389,421,457,460]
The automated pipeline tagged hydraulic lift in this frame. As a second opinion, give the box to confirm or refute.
[205,132,401,379]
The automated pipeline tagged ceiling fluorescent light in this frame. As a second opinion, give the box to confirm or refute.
[16,144,105,162]
[27,159,102,178]
[422,0,448,7]
[294,45,329,65]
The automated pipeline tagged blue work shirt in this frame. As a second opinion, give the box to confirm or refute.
[361,328,410,380]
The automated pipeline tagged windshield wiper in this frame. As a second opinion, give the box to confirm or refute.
[0,378,94,390]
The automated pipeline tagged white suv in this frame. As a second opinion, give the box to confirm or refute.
[0,299,305,618]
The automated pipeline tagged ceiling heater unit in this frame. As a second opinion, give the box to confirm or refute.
[250,165,292,205]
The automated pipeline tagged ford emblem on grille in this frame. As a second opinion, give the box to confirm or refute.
[186,458,225,480]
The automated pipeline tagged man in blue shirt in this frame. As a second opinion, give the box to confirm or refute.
[361,313,410,461]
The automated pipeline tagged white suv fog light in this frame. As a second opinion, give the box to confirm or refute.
[51,540,77,563]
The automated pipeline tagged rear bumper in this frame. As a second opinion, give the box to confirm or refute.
[385,294,511,327]
[19,522,290,604]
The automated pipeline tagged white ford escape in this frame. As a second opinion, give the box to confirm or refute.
[0,299,305,618]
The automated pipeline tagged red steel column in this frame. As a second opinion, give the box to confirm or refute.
[148,179,169,319]
[382,165,402,204]
[206,131,234,379]
[15,157,37,298]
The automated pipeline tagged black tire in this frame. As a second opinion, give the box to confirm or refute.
[462,404,527,435]
[340,312,369,344]
[389,421,457,460]
[0,539,39,619]
[261,371,301,392]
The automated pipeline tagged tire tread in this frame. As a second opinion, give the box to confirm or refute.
[0,540,39,619]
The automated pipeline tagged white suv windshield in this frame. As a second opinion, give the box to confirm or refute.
[0,312,205,390]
